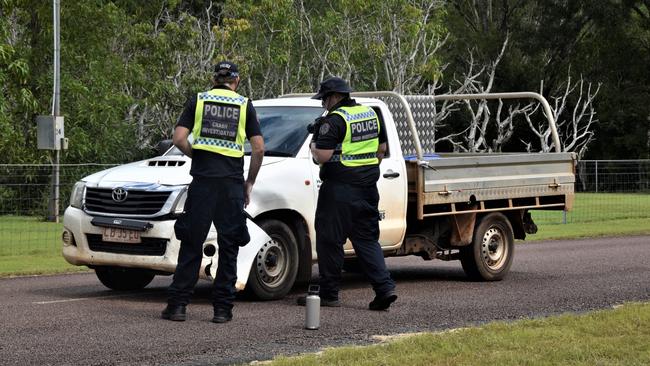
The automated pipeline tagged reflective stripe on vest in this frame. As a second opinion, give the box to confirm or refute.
[192,89,248,158]
[329,105,380,167]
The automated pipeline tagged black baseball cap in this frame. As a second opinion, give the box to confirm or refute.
[312,77,353,100]
[214,61,239,77]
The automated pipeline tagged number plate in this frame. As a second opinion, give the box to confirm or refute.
[102,227,141,244]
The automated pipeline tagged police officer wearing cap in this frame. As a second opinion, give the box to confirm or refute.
[298,76,397,310]
[162,61,264,323]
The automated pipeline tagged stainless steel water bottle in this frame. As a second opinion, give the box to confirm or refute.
[305,284,320,330]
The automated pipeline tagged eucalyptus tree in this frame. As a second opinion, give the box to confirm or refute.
[0,0,43,163]
[214,0,448,96]
[445,0,650,159]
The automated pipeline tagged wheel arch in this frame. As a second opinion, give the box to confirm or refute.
[503,209,527,240]
[473,210,524,241]
[461,211,515,281]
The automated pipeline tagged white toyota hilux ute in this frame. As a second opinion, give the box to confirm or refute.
[62,92,576,299]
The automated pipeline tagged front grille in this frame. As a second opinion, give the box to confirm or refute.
[86,234,167,256]
[85,188,172,215]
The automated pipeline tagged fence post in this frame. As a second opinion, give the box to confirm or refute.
[563,210,567,224]
[595,160,599,193]
[47,158,60,223]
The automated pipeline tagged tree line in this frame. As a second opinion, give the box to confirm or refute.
[1,0,649,165]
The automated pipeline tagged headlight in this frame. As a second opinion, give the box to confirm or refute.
[70,181,86,209]
[173,188,188,214]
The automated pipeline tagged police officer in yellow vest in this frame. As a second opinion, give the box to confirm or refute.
[298,77,397,310]
[162,61,264,323]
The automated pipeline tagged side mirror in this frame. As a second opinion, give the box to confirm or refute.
[156,139,173,156]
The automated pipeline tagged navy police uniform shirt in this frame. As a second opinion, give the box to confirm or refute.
[176,86,262,179]
[315,97,387,186]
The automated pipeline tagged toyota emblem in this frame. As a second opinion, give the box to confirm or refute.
[112,187,128,203]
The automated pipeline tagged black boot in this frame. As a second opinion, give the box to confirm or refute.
[212,308,233,323]
[368,293,397,311]
[161,304,187,321]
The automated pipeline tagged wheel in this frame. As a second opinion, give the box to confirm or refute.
[245,219,299,300]
[460,212,514,281]
[95,266,155,290]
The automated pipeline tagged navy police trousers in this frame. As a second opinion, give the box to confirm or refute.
[315,180,395,300]
[167,176,249,311]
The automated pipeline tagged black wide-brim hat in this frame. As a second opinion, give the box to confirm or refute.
[312,77,353,99]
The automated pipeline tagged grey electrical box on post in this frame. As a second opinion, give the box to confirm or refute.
[37,115,66,150]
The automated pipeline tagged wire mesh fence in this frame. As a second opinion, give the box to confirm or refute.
[0,164,117,258]
[0,160,649,258]
[531,160,650,224]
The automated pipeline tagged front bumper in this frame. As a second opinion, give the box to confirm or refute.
[62,207,213,278]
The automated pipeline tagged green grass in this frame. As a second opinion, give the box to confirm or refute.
[527,192,650,241]
[0,215,62,256]
[263,302,650,366]
[0,255,88,277]
[527,218,650,241]
[0,215,88,277]
[532,192,650,224]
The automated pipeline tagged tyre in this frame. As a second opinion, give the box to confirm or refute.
[245,219,299,300]
[95,266,155,290]
[460,212,514,281]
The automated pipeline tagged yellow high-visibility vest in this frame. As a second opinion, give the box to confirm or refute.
[330,105,380,166]
[192,88,248,157]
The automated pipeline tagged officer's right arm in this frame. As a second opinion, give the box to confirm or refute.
[173,95,196,158]
[245,135,264,207]
[172,126,193,158]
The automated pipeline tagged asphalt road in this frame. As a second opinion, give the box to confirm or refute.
[1,236,649,366]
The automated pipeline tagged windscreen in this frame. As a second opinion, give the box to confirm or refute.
[165,106,324,157]
[245,106,324,157]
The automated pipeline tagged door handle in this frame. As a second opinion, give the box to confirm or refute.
[383,170,400,179]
